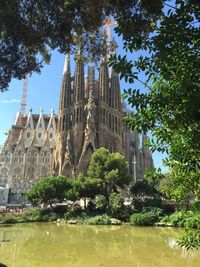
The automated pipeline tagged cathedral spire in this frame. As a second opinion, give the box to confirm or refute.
[110,66,122,111]
[99,36,109,104]
[73,49,84,103]
[20,75,28,115]
[63,54,71,75]
[59,53,72,113]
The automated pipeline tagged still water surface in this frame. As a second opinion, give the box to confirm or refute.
[0,223,200,267]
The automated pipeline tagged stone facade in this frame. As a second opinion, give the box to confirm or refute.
[0,53,153,204]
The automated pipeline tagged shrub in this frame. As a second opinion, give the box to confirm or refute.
[0,214,17,224]
[21,208,58,222]
[130,208,163,226]
[178,229,200,250]
[95,195,107,212]
[53,205,68,217]
[108,192,123,216]
[64,204,82,220]
[85,214,111,225]
[132,197,162,212]
[160,211,200,229]
[86,201,96,213]
[184,214,200,229]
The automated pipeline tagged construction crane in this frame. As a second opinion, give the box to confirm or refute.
[20,75,28,115]
[105,17,117,47]
[104,18,117,76]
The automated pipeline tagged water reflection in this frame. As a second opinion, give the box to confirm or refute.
[0,223,199,267]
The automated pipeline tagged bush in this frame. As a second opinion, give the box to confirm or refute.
[108,193,123,216]
[132,197,162,212]
[161,203,175,214]
[85,214,111,225]
[0,214,17,224]
[64,204,82,220]
[21,208,58,222]
[160,211,200,229]
[53,205,68,216]
[95,195,107,212]
[86,201,96,213]
[130,208,164,226]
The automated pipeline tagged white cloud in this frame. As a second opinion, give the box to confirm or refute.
[0,99,20,103]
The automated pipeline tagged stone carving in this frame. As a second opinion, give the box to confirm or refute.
[62,130,74,176]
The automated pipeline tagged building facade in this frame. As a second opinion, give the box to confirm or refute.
[0,52,153,204]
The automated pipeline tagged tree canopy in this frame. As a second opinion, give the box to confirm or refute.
[109,0,200,206]
[26,176,73,207]
[87,147,131,198]
[0,0,163,91]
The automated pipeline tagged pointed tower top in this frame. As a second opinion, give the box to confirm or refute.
[40,107,44,114]
[100,32,108,64]
[50,108,54,115]
[63,54,71,74]
[20,75,28,115]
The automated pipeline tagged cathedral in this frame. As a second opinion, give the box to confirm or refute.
[0,45,153,205]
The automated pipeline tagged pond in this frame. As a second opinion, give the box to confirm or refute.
[0,223,200,267]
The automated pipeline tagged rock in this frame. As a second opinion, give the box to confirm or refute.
[166,223,173,227]
[110,218,121,225]
[67,220,77,225]
[155,222,165,227]
[57,218,66,224]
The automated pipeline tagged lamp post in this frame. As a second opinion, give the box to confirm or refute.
[132,153,137,184]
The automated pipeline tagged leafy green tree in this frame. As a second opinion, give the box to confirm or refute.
[110,0,200,207]
[72,174,101,209]
[26,176,72,208]
[95,195,107,212]
[1,0,163,91]
[108,192,124,217]
[87,147,131,199]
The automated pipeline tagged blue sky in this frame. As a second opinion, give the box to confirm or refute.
[0,29,167,172]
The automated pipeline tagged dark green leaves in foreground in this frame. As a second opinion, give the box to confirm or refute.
[178,230,200,250]
[1,0,163,91]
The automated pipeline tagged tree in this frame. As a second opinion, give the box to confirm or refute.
[108,0,200,248]
[72,173,101,209]
[109,0,200,204]
[87,147,131,199]
[0,0,163,91]
[26,176,72,208]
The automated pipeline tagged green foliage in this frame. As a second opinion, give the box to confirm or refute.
[130,208,164,226]
[160,211,200,229]
[131,180,160,198]
[22,209,58,222]
[162,169,200,209]
[87,147,131,198]
[0,209,58,224]
[84,214,111,225]
[108,192,124,217]
[74,174,101,201]
[1,0,163,91]
[110,0,200,211]
[64,205,83,220]
[132,198,162,213]
[130,179,163,212]
[178,230,200,250]
[0,214,17,224]
[95,195,107,211]
[26,176,73,207]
